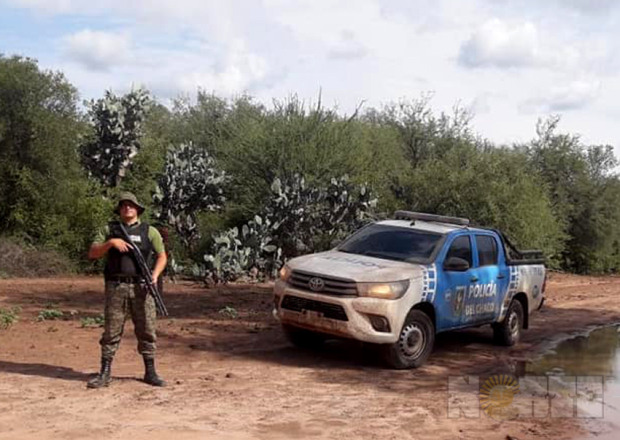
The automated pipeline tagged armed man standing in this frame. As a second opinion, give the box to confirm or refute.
[87,192,168,388]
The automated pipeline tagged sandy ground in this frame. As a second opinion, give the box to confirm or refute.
[1,273,619,440]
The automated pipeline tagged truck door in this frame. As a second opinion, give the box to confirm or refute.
[435,234,477,331]
[471,234,509,324]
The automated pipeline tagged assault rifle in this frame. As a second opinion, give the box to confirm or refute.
[117,222,169,317]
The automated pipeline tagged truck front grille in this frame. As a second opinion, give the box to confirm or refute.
[289,270,358,295]
[281,295,348,321]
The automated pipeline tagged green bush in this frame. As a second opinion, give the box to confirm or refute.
[0,306,21,329]
[37,308,64,321]
[219,306,238,319]
[80,314,105,328]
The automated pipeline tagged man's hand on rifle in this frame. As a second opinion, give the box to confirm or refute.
[109,238,133,253]
[88,237,133,260]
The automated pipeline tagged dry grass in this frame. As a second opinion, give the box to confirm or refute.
[0,237,75,278]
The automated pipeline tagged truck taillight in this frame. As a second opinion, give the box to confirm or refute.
[542,274,547,293]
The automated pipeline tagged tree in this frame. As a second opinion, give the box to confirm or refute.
[397,143,565,265]
[524,117,620,273]
[0,55,108,260]
[366,96,476,167]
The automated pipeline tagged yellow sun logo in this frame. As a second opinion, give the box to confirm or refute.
[480,375,520,420]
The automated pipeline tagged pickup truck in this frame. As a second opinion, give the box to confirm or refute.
[273,211,546,369]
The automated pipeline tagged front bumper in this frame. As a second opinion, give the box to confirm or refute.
[272,279,401,344]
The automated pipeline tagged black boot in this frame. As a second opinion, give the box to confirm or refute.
[87,357,112,389]
[143,357,166,387]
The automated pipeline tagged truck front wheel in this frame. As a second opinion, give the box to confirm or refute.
[493,300,524,346]
[382,310,435,369]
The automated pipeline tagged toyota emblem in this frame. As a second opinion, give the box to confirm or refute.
[308,277,325,292]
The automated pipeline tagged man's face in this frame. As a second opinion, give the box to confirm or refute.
[119,201,139,223]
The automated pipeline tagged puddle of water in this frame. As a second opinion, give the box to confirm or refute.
[520,325,620,439]
[524,325,620,377]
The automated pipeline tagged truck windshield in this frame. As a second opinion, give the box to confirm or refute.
[337,224,443,263]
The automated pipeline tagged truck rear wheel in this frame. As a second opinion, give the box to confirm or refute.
[493,300,524,346]
[382,310,435,369]
[282,324,326,349]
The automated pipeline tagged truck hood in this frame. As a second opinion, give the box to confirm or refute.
[287,251,424,283]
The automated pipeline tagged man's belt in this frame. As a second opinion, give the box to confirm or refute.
[106,276,141,283]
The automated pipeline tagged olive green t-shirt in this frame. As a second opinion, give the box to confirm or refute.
[93,221,165,254]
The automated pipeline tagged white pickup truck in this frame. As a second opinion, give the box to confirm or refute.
[273,211,546,369]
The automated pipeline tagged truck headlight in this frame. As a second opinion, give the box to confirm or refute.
[279,265,292,282]
[357,280,410,299]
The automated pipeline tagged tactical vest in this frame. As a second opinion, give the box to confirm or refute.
[104,221,154,279]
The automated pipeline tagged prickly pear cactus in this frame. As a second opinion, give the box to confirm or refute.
[203,227,252,283]
[81,88,151,187]
[154,142,228,248]
[203,174,376,282]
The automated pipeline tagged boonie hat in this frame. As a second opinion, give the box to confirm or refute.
[114,191,146,215]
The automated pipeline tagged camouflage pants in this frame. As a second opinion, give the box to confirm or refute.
[100,281,157,359]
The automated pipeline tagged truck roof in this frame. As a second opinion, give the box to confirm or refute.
[377,219,491,235]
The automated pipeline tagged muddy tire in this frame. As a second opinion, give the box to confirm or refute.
[382,310,435,369]
[493,300,524,346]
[282,325,326,349]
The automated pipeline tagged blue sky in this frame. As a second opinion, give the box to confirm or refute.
[1,0,619,151]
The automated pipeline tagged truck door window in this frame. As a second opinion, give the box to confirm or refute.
[476,235,498,266]
[445,236,472,267]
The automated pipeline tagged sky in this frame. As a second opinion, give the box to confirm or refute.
[1,0,619,149]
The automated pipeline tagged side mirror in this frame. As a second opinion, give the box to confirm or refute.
[444,257,470,272]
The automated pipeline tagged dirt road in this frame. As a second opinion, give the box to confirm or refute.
[0,274,619,440]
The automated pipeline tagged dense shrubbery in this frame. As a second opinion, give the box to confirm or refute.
[1,55,619,277]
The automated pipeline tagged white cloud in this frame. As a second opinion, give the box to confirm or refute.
[59,37,271,101]
[3,0,620,149]
[168,40,269,96]
[43,1,273,95]
[562,0,618,14]
[263,0,409,58]
[458,18,541,68]
[468,93,493,115]
[64,30,131,71]
[519,80,601,113]
[457,17,608,75]
[4,0,75,14]
[327,30,368,60]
